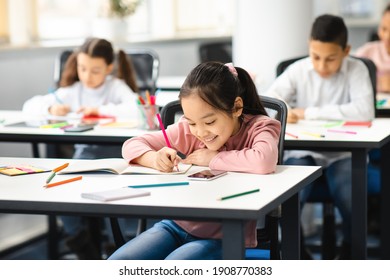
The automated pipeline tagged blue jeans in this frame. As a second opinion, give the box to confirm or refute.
[108,220,222,260]
[284,156,352,243]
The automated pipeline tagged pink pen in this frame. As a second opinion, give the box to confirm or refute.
[327,129,357,135]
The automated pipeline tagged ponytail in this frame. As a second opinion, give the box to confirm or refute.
[236,67,267,116]
[116,50,139,93]
[59,52,79,87]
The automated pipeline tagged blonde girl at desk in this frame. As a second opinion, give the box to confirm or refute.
[23,37,140,259]
[108,61,281,260]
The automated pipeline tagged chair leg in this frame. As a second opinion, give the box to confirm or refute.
[136,218,147,236]
[110,218,126,248]
[321,203,336,259]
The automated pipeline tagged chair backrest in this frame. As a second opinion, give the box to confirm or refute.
[126,49,160,93]
[53,49,160,93]
[199,41,232,63]
[276,55,377,117]
[160,96,287,164]
[259,95,287,164]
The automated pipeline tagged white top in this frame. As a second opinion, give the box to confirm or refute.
[265,56,375,166]
[22,76,139,119]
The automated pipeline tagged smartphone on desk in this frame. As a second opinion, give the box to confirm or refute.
[64,124,94,132]
[187,170,227,181]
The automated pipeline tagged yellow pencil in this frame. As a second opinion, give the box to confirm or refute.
[301,131,325,138]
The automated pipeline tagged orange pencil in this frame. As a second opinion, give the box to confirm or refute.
[145,90,152,105]
[44,176,82,188]
[52,162,69,173]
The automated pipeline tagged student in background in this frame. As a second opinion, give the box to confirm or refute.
[108,61,281,260]
[354,3,390,236]
[265,14,375,259]
[355,3,390,93]
[23,37,140,259]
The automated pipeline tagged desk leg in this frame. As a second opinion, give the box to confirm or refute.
[381,143,390,259]
[351,149,367,259]
[222,220,245,260]
[281,193,300,259]
[48,215,59,259]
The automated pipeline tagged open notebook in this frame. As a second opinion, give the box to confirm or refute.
[57,158,192,175]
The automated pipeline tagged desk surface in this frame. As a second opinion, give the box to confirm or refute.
[285,118,390,148]
[0,157,321,259]
[0,157,321,220]
[0,110,148,144]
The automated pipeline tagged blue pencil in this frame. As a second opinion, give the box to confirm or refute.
[52,92,63,104]
[128,182,189,188]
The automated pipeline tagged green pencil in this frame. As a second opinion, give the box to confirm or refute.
[217,189,260,201]
[46,172,56,184]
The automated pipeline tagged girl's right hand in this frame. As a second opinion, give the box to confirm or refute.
[49,104,71,116]
[136,148,180,172]
[152,147,181,172]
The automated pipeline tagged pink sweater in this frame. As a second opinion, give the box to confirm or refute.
[122,114,281,247]
[355,41,390,92]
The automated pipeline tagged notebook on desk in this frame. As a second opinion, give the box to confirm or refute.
[57,158,192,175]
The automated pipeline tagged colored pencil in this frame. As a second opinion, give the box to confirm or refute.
[156,113,180,171]
[327,129,357,135]
[53,163,69,173]
[217,189,260,201]
[44,176,82,188]
[129,182,189,188]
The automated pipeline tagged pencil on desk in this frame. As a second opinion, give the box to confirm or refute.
[327,129,357,135]
[301,131,325,138]
[44,175,82,188]
[129,182,189,188]
[46,163,69,183]
[217,189,260,201]
[53,163,69,173]
[285,132,298,139]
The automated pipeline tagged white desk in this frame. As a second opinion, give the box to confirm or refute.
[0,157,321,260]
[284,119,390,259]
[0,110,151,158]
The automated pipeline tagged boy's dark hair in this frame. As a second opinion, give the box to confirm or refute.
[179,61,267,117]
[310,14,348,49]
[384,3,390,14]
[60,37,139,92]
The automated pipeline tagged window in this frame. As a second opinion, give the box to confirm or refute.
[4,0,235,45]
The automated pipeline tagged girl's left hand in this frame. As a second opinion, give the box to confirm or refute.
[182,148,218,166]
[77,106,99,116]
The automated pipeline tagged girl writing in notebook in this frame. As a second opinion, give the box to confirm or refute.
[23,37,140,259]
[109,61,281,260]
[23,37,139,158]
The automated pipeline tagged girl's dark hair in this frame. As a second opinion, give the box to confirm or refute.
[310,14,348,49]
[60,37,139,92]
[179,61,267,117]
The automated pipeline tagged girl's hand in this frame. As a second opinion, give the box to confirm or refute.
[49,104,71,116]
[287,111,299,123]
[77,106,99,116]
[378,74,390,92]
[136,148,181,173]
[182,148,218,166]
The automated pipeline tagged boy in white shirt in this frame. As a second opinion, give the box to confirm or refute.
[266,14,374,259]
